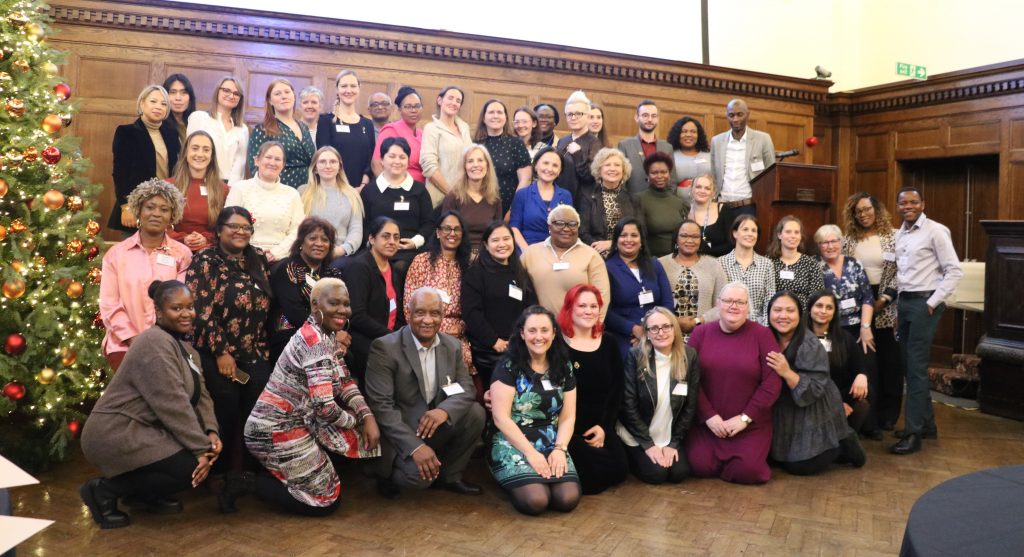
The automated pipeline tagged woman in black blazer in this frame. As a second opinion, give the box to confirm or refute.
[110,84,181,233]
[340,216,404,381]
[618,306,700,485]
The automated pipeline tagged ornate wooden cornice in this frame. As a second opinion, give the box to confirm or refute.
[48,0,830,105]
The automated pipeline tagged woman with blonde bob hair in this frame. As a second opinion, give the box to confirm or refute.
[579,147,642,255]
[617,306,700,484]
[441,144,502,252]
[299,146,364,259]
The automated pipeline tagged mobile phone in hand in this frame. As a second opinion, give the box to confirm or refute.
[233,368,251,385]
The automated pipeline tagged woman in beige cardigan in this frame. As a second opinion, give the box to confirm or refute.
[80,280,220,529]
[419,85,471,207]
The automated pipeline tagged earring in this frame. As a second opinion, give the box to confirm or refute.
[316,309,325,325]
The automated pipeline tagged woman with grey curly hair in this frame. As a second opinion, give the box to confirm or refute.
[99,178,192,371]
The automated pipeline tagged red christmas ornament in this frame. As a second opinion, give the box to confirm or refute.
[41,146,61,165]
[87,245,99,260]
[4,333,27,355]
[68,420,82,437]
[53,83,72,101]
[805,136,819,148]
[92,311,105,330]
[3,381,25,401]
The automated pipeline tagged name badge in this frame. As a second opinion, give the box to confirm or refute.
[156,253,175,267]
[779,270,795,280]
[508,283,523,300]
[186,355,202,374]
[336,124,350,133]
[394,201,410,211]
[819,337,833,352]
[672,382,688,397]
[199,185,208,196]
[437,289,451,304]
[442,382,465,396]
[541,379,555,391]
[552,261,570,271]
[305,274,317,289]
[388,298,397,312]
[840,298,857,310]
[883,252,896,262]
[751,160,765,172]
[638,289,655,305]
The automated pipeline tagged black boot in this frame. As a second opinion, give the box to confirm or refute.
[839,435,867,468]
[218,471,255,513]
[80,478,130,529]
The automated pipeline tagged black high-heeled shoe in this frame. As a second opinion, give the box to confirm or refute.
[217,471,255,513]
[80,478,130,529]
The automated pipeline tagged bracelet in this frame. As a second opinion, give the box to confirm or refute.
[552,445,567,453]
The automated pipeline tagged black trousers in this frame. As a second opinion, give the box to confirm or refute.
[779,447,842,476]
[874,326,903,426]
[842,324,880,433]
[625,443,690,485]
[252,452,345,517]
[568,433,628,495]
[199,351,271,473]
[105,450,196,499]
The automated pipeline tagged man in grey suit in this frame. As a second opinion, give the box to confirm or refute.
[710,98,776,217]
[618,99,675,195]
[364,287,485,498]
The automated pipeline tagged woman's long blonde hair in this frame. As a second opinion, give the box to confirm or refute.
[636,306,689,382]
[172,130,226,227]
[301,146,364,218]
[450,144,500,206]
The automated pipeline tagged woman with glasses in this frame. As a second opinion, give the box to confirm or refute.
[618,306,700,484]
[766,215,824,309]
[685,282,782,484]
[186,206,273,475]
[555,91,601,203]
[372,86,425,183]
[186,77,248,183]
[659,220,728,340]
[521,204,610,319]
[421,85,472,207]
[509,147,573,251]
[533,103,559,151]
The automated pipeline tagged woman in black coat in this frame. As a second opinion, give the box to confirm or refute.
[110,84,181,233]
[340,216,404,381]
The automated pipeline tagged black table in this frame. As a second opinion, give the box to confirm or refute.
[900,465,1024,556]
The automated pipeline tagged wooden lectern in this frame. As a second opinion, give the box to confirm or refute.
[977,221,1024,420]
[750,162,837,254]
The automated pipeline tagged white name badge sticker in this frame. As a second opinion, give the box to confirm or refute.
[437,289,451,304]
[552,261,570,271]
[388,298,397,312]
[305,274,317,289]
[638,290,655,305]
[508,284,523,300]
[336,124,351,133]
[394,201,410,211]
[883,252,897,262]
[751,160,766,172]
[840,298,857,310]
[187,356,202,374]
[541,379,555,391]
[199,186,208,196]
[156,253,175,267]
[672,382,688,397]
[779,270,795,280]
[442,382,465,396]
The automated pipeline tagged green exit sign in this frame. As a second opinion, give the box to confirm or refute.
[897,62,927,80]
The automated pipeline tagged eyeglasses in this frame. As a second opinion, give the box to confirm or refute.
[720,298,748,307]
[439,226,463,235]
[369,101,391,109]
[401,104,423,110]
[854,207,874,215]
[678,234,702,240]
[565,112,587,119]
[818,239,840,247]
[551,220,579,230]
[223,223,254,233]
[218,87,241,99]
[646,324,674,334]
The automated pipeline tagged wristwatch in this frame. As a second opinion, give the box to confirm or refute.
[694,317,702,325]
[862,323,871,329]
[740,414,752,424]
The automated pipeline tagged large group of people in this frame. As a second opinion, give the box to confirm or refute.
[83,75,963,527]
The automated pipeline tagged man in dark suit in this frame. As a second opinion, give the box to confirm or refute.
[617,99,676,195]
[709,98,775,217]
[364,287,485,498]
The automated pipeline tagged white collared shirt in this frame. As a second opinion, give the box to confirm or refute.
[895,213,963,308]
[722,130,749,201]
[375,173,415,193]
[412,333,438,402]
[544,236,584,262]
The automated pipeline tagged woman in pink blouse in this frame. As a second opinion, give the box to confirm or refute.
[371,86,424,184]
[100,178,192,371]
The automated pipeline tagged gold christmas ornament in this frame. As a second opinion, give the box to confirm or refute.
[33,255,46,268]
[0,177,8,197]
[10,219,27,233]
[41,114,63,133]
[0,225,6,241]
[42,189,65,210]
[22,146,38,162]
[65,281,84,298]
[5,98,25,117]
[2,277,26,299]
[11,260,24,273]
[87,266,101,284]
[12,60,29,73]
[25,22,44,41]
[61,348,78,366]
[66,238,83,253]
[67,195,84,211]
[8,12,29,26]
[37,368,56,385]
[86,220,100,235]
[42,61,59,77]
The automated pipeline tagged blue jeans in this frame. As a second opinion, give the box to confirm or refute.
[897,296,944,435]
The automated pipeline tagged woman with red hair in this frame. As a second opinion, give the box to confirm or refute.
[556,284,628,495]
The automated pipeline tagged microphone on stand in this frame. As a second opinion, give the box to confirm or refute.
[776,149,800,161]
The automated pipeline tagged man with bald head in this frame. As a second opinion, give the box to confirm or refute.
[710,98,776,217]
[367,92,393,134]
[364,287,485,498]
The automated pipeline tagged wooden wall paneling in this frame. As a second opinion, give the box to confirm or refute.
[948,120,1001,147]
[75,56,151,102]
[895,125,945,154]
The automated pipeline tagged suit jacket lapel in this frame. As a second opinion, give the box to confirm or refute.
[401,328,428,401]
[431,337,450,406]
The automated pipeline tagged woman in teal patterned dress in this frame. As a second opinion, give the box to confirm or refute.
[489,305,581,516]
[247,78,315,187]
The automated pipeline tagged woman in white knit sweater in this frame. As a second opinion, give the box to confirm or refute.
[225,141,304,262]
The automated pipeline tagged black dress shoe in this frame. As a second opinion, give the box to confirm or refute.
[123,495,183,514]
[890,433,922,455]
[218,471,255,513]
[376,478,401,499]
[80,479,130,529]
[895,429,937,440]
[436,479,482,496]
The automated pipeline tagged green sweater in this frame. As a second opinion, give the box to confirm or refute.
[638,187,690,257]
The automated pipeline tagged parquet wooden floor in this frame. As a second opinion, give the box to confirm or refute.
[10,402,1024,556]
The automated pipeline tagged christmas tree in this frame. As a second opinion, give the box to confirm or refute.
[1,0,107,472]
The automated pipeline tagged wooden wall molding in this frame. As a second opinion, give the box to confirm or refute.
[48,1,829,105]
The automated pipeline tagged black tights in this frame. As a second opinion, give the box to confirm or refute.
[780,447,842,476]
[508,481,580,516]
[253,473,340,517]
[105,450,196,499]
